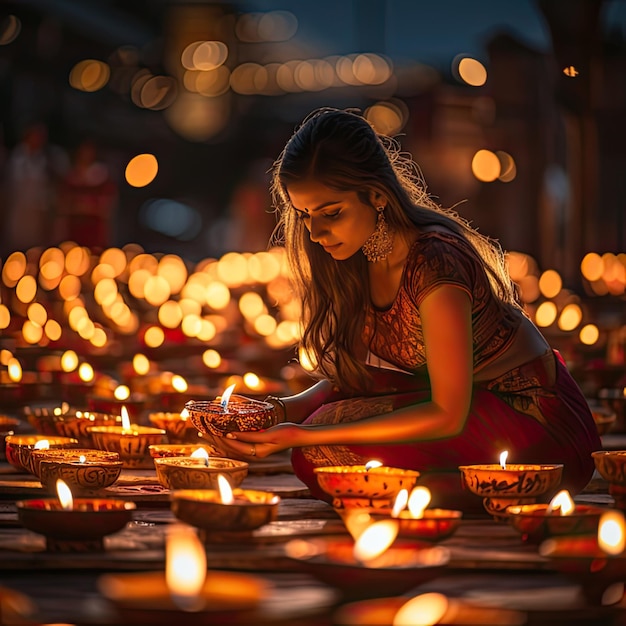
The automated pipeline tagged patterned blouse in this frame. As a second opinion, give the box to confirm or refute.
[363,231,521,374]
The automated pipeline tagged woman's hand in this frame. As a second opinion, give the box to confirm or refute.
[200,423,305,461]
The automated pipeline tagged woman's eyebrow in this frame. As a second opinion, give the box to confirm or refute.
[292,200,339,213]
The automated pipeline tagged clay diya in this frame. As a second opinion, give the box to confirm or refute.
[154,455,249,490]
[588,401,617,436]
[4,434,79,474]
[89,406,166,469]
[339,486,462,542]
[314,461,420,509]
[34,449,123,495]
[51,409,122,447]
[539,510,626,605]
[16,480,136,551]
[185,385,275,437]
[458,451,563,520]
[148,409,201,443]
[285,530,450,600]
[592,450,626,510]
[171,480,280,533]
[0,415,21,460]
[507,489,607,543]
[97,523,268,625]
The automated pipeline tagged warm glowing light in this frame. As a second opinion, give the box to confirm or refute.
[538,269,562,299]
[535,301,558,327]
[353,519,399,562]
[79,455,87,463]
[202,349,221,368]
[598,510,626,555]
[133,353,150,375]
[407,486,431,519]
[457,57,487,86]
[114,385,130,401]
[217,474,234,504]
[125,153,158,188]
[342,510,373,540]
[581,252,603,282]
[579,324,599,345]
[365,460,383,471]
[393,592,449,626]
[78,362,94,382]
[243,372,262,390]
[144,325,165,348]
[56,479,73,510]
[121,406,132,431]
[391,489,409,518]
[165,524,206,612]
[180,408,189,420]
[171,375,188,392]
[557,303,582,332]
[546,489,575,516]
[34,439,50,450]
[499,450,508,469]
[471,149,500,182]
[220,384,236,410]
[7,357,22,382]
[61,350,79,372]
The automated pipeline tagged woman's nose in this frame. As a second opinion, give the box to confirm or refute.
[308,217,325,242]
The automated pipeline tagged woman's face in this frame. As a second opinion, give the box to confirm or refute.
[286,180,381,261]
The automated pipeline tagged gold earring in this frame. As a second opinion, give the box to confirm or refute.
[361,206,394,262]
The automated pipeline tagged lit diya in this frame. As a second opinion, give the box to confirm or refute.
[507,489,607,543]
[148,442,220,460]
[33,448,123,495]
[592,450,626,510]
[4,434,79,475]
[50,409,121,447]
[339,486,462,542]
[458,451,563,520]
[171,473,280,535]
[16,479,135,552]
[98,523,268,625]
[0,415,21,460]
[285,519,450,600]
[89,406,166,469]
[539,509,626,605]
[154,447,248,490]
[314,460,420,509]
[185,384,275,437]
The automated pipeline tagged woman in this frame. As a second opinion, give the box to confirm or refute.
[211,107,600,510]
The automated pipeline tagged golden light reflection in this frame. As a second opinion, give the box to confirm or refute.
[165,524,206,612]
[393,592,449,626]
[34,439,50,450]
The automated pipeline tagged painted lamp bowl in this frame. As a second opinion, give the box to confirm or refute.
[34,449,123,495]
[185,395,274,437]
[89,425,166,469]
[458,463,563,519]
[314,465,420,509]
[0,415,21,460]
[30,447,120,479]
[506,502,607,543]
[148,412,200,443]
[154,457,249,490]
[5,435,79,474]
[148,442,220,460]
[170,488,280,532]
[592,450,626,509]
[51,410,121,447]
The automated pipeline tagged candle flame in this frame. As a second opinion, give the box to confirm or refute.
[190,447,209,466]
[499,450,508,469]
[407,486,432,519]
[546,489,575,516]
[56,479,73,510]
[393,592,449,626]
[166,524,206,612]
[598,510,626,555]
[217,474,234,504]
[120,406,131,431]
[79,455,86,463]
[180,408,189,420]
[364,459,383,471]
[34,439,50,450]
[220,384,236,410]
[391,489,409,518]
[353,519,399,563]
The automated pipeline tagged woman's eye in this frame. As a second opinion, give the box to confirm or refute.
[325,211,340,219]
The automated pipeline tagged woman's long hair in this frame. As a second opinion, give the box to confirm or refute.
[270,107,521,394]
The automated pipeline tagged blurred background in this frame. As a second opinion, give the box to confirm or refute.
[0,0,624,413]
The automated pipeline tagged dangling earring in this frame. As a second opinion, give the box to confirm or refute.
[361,206,394,262]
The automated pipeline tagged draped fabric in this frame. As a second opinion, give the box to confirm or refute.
[291,350,601,511]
